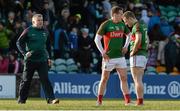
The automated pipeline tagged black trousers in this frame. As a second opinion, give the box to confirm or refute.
[18,60,55,102]
[165,42,177,74]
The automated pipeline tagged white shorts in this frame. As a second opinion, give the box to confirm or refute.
[130,55,147,69]
[102,57,127,71]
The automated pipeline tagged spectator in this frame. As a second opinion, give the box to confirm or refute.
[52,0,70,15]
[146,42,158,67]
[0,21,14,55]
[6,11,16,31]
[53,28,69,59]
[140,9,150,26]
[148,24,165,65]
[47,0,55,14]
[14,0,24,20]
[44,21,53,60]
[85,0,97,34]
[165,24,180,74]
[69,14,84,34]
[55,7,71,31]
[148,11,160,32]
[69,27,79,63]
[157,17,174,65]
[8,51,19,74]
[0,53,9,73]
[9,20,24,52]
[41,0,55,29]
[126,2,135,12]
[78,28,93,73]
[101,0,111,19]
[0,0,15,19]
[24,8,34,27]
[160,17,174,38]
[148,24,164,42]
[30,0,44,13]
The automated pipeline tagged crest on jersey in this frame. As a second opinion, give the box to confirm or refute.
[115,26,119,30]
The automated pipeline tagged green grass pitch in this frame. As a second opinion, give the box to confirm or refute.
[0,98,179,110]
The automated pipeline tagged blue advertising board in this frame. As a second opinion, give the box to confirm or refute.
[41,74,180,99]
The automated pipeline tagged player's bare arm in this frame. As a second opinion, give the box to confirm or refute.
[94,34,109,62]
[130,32,142,56]
[122,33,131,54]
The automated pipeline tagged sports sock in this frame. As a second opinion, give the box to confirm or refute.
[124,94,131,103]
[137,98,143,105]
[97,95,103,103]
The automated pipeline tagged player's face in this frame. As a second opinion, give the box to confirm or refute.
[33,17,43,28]
[123,17,132,27]
[112,10,123,23]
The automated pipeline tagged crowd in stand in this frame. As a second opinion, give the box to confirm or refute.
[0,0,179,75]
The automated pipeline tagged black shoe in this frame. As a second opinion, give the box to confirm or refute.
[47,99,59,104]
[18,100,26,104]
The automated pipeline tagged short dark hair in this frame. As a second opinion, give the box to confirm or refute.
[111,6,123,15]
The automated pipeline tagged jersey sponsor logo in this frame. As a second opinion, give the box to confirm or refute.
[107,31,124,38]
[168,81,180,98]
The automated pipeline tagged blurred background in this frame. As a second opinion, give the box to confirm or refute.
[0,0,179,98]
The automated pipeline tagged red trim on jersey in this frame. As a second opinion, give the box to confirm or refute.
[103,35,110,52]
[103,30,125,52]
[131,34,142,49]
[131,34,136,41]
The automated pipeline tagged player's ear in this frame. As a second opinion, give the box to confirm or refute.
[32,20,35,24]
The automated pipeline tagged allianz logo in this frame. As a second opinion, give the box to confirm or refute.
[129,81,180,98]
[168,81,180,98]
[130,83,166,95]
[53,82,91,94]
[92,81,106,96]
[53,81,106,96]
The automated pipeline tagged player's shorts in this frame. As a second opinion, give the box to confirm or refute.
[102,57,127,71]
[130,55,147,69]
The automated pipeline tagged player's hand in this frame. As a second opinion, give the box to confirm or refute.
[130,51,136,56]
[25,51,32,58]
[122,47,128,54]
[48,59,52,67]
[102,53,110,62]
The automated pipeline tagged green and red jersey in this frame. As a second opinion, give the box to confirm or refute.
[97,19,130,58]
[130,22,148,57]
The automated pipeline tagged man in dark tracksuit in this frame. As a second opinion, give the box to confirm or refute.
[16,14,59,104]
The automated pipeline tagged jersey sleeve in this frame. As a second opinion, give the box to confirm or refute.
[16,27,29,56]
[96,20,108,36]
[134,22,142,33]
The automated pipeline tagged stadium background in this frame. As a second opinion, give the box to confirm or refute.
[0,0,180,101]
